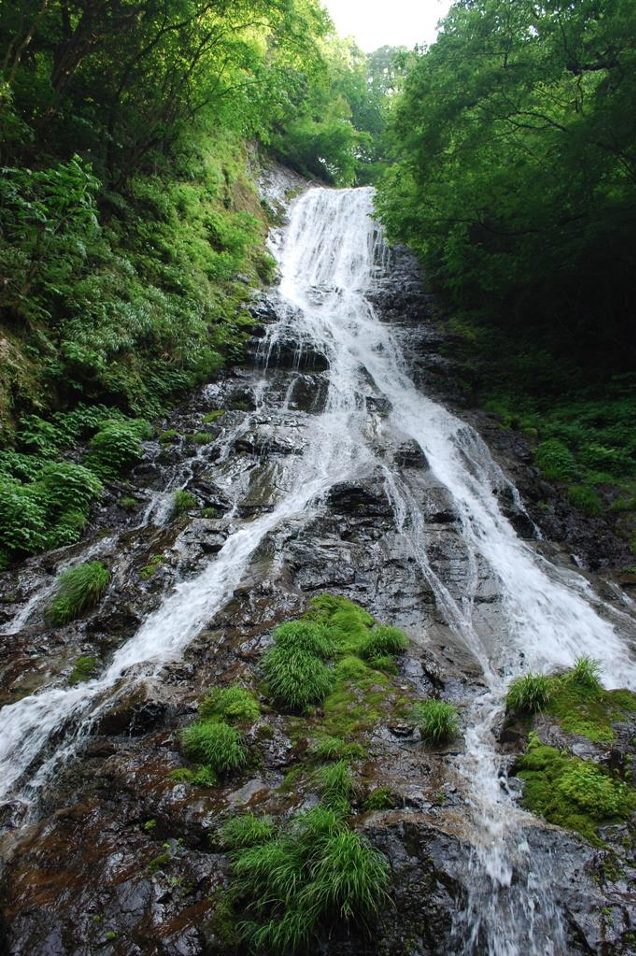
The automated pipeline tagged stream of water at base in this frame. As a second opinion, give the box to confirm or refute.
[1,186,635,954]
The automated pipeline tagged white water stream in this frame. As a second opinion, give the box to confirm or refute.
[1,187,635,952]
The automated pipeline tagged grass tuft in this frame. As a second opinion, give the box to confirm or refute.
[412,699,459,744]
[199,685,260,723]
[506,673,552,715]
[219,813,275,850]
[263,647,333,712]
[46,561,110,625]
[359,625,408,660]
[309,735,365,762]
[181,720,247,776]
[565,656,602,692]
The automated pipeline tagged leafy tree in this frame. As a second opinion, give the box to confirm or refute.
[377,0,636,369]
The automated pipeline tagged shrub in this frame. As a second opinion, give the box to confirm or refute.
[271,620,335,659]
[219,814,275,850]
[506,673,552,715]
[359,625,408,660]
[263,646,333,712]
[181,720,247,775]
[565,657,602,692]
[172,489,197,515]
[46,561,110,625]
[200,685,260,723]
[0,478,46,556]
[86,418,150,479]
[535,439,577,482]
[412,699,459,744]
[36,461,102,516]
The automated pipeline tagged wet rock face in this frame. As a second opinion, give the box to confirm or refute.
[1,223,634,956]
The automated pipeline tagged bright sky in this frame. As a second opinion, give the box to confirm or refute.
[321,0,453,52]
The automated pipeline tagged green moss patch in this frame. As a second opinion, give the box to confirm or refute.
[516,734,635,844]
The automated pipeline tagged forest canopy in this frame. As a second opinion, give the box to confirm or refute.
[376,0,636,372]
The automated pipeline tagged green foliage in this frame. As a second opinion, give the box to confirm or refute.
[69,655,99,685]
[169,766,218,787]
[535,440,578,483]
[46,562,110,626]
[263,647,333,712]
[140,554,164,580]
[566,657,603,693]
[359,625,408,660]
[191,431,214,445]
[231,806,389,953]
[363,787,397,811]
[203,410,225,423]
[309,736,366,762]
[516,734,636,843]
[567,485,603,516]
[377,0,636,371]
[506,674,552,715]
[315,759,355,811]
[219,814,275,850]
[271,620,335,659]
[199,686,260,724]
[543,666,636,744]
[411,699,460,744]
[181,720,247,777]
[172,490,198,516]
[86,419,150,480]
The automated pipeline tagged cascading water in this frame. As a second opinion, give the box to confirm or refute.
[0,186,634,952]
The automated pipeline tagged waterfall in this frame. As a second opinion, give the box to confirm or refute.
[1,186,634,953]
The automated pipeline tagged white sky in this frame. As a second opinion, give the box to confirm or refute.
[321,0,453,52]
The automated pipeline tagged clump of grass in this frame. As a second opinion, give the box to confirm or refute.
[316,759,354,812]
[181,720,247,776]
[191,431,213,444]
[46,561,110,625]
[199,685,260,723]
[565,656,602,692]
[271,620,335,658]
[159,428,179,444]
[309,735,365,762]
[359,625,408,660]
[119,496,139,510]
[506,673,552,715]
[231,804,389,954]
[172,489,197,515]
[412,699,459,744]
[263,618,334,713]
[367,654,399,674]
[263,648,333,712]
[219,814,275,850]
[69,655,98,684]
